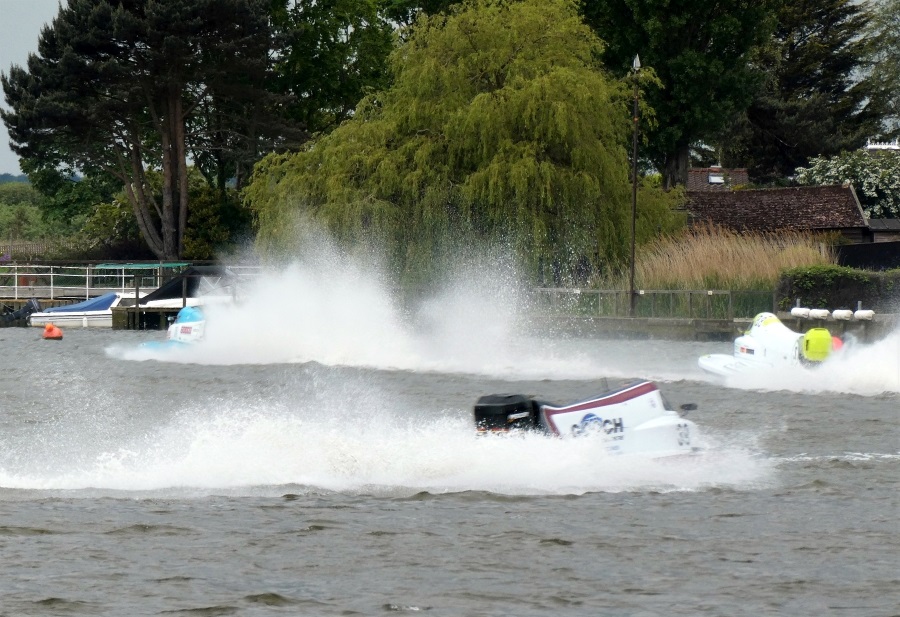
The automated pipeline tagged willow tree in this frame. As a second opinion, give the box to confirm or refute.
[245,0,684,284]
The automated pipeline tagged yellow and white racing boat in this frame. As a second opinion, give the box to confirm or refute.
[698,312,840,377]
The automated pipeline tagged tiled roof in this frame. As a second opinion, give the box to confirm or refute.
[867,218,900,231]
[684,185,868,232]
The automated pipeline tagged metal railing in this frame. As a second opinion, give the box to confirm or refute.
[0,264,262,300]
[2,265,774,321]
[534,288,776,320]
[0,264,140,300]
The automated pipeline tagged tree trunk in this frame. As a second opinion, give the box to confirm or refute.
[175,94,188,258]
[160,88,180,260]
[121,139,166,260]
[663,142,691,190]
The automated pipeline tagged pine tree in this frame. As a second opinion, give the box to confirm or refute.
[868,0,900,136]
[1,0,273,260]
[581,0,778,188]
[721,0,887,182]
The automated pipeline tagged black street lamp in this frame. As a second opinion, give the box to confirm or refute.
[629,54,640,317]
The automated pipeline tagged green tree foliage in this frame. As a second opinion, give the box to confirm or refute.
[581,0,778,188]
[0,182,40,208]
[270,0,396,135]
[245,0,684,284]
[0,182,51,240]
[868,0,900,136]
[796,149,900,218]
[721,0,887,182]
[380,0,460,28]
[76,168,250,259]
[1,0,273,260]
[76,197,149,259]
[20,160,121,233]
[183,185,252,260]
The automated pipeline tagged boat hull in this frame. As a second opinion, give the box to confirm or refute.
[27,292,143,328]
[540,381,698,457]
[29,311,114,328]
[474,380,700,458]
[139,340,192,351]
[698,353,757,377]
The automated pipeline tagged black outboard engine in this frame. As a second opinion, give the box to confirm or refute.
[21,297,41,317]
[1,298,40,323]
[474,394,542,433]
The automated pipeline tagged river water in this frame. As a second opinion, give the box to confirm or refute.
[0,262,898,616]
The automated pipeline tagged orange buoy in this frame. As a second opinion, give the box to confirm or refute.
[832,336,844,351]
[43,323,63,340]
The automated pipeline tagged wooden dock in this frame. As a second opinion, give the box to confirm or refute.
[111,306,184,330]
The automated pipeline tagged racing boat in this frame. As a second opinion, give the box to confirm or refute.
[474,380,699,457]
[698,312,839,377]
[140,306,205,350]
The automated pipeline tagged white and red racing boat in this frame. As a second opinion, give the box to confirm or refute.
[474,380,699,457]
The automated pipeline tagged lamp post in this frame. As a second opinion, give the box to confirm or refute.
[629,54,640,317]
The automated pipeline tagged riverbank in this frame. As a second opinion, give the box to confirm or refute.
[4,294,896,343]
[544,312,897,343]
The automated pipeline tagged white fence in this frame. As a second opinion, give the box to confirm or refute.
[0,264,261,300]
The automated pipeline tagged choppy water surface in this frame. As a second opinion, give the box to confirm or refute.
[0,260,897,616]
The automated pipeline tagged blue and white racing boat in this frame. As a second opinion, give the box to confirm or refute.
[140,306,206,350]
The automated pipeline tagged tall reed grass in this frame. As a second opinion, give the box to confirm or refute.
[601,224,836,291]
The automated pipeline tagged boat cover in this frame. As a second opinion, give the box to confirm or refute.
[138,266,234,305]
[44,292,119,313]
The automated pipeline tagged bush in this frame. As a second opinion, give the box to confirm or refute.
[776,264,899,311]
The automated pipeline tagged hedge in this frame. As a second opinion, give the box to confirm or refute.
[776,264,900,312]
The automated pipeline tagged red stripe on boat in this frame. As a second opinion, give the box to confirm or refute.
[541,381,657,435]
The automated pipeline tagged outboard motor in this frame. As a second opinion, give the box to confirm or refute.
[22,298,41,316]
[2,298,40,323]
[473,394,542,433]
[475,394,541,433]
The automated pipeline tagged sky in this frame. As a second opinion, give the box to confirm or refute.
[0,0,64,175]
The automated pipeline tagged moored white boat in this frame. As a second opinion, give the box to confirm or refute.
[474,380,699,458]
[28,291,144,328]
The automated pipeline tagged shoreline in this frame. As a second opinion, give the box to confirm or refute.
[538,312,897,343]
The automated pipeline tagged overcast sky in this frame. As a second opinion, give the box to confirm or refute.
[0,0,64,175]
